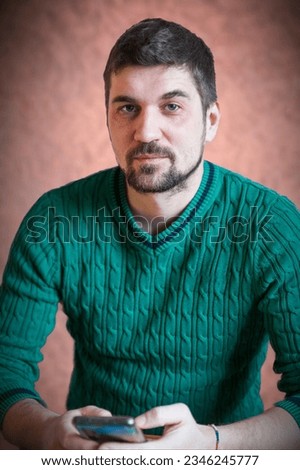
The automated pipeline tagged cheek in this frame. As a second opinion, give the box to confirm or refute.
[109,121,132,147]
[108,126,124,150]
[174,121,204,150]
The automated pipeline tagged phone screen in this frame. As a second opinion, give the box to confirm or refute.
[73,416,146,443]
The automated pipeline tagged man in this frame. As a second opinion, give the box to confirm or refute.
[0,18,299,449]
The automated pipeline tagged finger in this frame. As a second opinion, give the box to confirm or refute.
[61,408,109,436]
[64,407,112,449]
[99,434,177,450]
[135,403,193,430]
[78,405,112,417]
[63,434,103,450]
[99,440,157,450]
[53,410,101,450]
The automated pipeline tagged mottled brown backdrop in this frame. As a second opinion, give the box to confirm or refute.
[0,0,299,449]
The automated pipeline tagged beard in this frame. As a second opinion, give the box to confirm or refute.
[123,141,204,194]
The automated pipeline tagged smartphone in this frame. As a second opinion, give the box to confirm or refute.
[73,415,146,443]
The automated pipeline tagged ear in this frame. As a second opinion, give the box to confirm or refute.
[205,102,220,143]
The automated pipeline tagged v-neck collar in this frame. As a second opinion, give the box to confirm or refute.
[109,160,219,254]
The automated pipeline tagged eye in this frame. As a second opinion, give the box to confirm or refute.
[164,103,180,112]
[119,104,137,114]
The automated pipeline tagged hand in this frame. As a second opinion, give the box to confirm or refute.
[100,403,214,449]
[44,405,112,449]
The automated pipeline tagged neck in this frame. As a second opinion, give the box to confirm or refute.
[126,161,204,235]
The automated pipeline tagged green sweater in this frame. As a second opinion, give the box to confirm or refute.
[0,161,300,428]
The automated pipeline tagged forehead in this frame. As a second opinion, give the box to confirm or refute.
[109,65,199,102]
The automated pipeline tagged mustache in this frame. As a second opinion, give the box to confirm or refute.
[126,142,176,162]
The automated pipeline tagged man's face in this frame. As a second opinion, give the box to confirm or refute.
[107,65,211,193]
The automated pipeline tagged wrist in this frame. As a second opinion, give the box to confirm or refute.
[197,424,220,450]
[3,399,59,449]
[40,414,60,449]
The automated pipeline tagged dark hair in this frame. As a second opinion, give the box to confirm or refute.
[103,18,217,111]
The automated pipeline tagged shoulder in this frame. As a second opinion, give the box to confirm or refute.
[26,167,118,217]
[207,162,299,250]
[214,162,299,218]
[48,166,116,202]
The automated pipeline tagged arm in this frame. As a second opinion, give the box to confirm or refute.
[100,403,300,450]
[2,399,112,449]
[216,406,300,449]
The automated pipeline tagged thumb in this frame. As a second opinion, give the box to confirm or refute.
[135,403,193,430]
[79,405,112,417]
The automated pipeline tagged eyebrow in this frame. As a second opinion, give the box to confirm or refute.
[161,90,191,100]
[111,89,191,104]
[111,95,137,104]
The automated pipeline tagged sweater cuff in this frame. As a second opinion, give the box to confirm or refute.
[0,387,47,428]
[274,395,300,427]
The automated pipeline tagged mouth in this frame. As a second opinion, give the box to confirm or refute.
[134,153,168,160]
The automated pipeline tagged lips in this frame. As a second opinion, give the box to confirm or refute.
[135,154,167,159]
[126,142,176,163]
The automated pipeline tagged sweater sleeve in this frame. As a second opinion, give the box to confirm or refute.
[255,194,300,426]
[0,193,61,426]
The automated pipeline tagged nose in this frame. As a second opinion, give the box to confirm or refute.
[134,108,162,143]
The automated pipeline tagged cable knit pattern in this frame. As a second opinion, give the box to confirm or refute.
[0,161,299,429]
